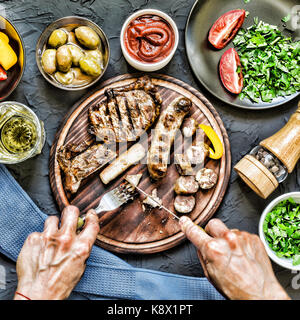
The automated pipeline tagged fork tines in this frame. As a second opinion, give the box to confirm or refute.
[114,181,137,203]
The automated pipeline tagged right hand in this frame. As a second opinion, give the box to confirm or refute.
[179,216,290,300]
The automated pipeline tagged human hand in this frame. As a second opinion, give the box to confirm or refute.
[14,205,99,300]
[179,216,290,300]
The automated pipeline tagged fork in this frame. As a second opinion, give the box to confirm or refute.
[77,181,137,230]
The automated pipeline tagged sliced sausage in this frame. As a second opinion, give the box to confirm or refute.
[174,153,194,176]
[196,168,218,189]
[181,117,198,138]
[174,195,196,214]
[186,129,210,166]
[174,176,199,195]
[147,97,192,180]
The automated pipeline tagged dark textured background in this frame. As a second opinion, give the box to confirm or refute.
[0,0,299,300]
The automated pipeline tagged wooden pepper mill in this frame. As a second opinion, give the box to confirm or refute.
[235,101,300,199]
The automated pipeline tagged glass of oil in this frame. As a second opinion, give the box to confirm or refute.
[0,101,45,164]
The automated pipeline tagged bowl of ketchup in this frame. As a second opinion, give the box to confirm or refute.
[121,9,179,72]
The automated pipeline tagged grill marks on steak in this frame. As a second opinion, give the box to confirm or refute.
[89,76,161,143]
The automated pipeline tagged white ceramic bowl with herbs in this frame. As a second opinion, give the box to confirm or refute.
[259,192,300,271]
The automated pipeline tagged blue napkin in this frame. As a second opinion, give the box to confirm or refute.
[0,164,224,300]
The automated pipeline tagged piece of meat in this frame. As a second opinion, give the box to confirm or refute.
[125,173,143,188]
[186,129,210,168]
[88,101,115,143]
[174,153,194,176]
[57,142,116,194]
[182,117,198,138]
[174,176,199,195]
[142,188,162,209]
[174,195,196,214]
[196,168,218,189]
[100,143,146,184]
[89,76,161,143]
[147,96,192,180]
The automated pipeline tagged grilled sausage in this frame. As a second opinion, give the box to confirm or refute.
[147,97,192,179]
[174,176,199,195]
[174,195,196,214]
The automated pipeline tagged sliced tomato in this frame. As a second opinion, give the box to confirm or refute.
[208,9,245,49]
[219,48,243,94]
[0,66,7,81]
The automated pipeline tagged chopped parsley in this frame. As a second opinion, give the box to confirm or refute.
[263,198,300,266]
[233,18,300,103]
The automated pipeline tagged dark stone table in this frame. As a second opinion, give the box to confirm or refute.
[0,0,299,300]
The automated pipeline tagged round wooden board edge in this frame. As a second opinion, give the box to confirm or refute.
[49,73,232,254]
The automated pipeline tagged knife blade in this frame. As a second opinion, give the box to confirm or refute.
[135,185,180,220]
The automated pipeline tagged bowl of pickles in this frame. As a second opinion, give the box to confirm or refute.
[0,16,25,100]
[36,16,110,90]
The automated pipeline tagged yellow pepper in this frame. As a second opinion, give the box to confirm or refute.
[0,32,9,43]
[0,37,18,70]
[199,124,223,160]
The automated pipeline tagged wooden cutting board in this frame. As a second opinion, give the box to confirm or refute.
[49,73,231,254]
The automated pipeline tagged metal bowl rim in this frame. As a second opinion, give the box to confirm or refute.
[35,16,110,91]
[0,15,26,101]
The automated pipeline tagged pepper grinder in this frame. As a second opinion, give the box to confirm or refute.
[234,101,300,199]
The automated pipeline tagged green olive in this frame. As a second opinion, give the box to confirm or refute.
[85,49,103,67]
[68,31,79,46]
[75,26,100,49]
[67,45,84,66]
[79,56,102,77]
[48,29,67,48]
[54,69,74,85]
[41,49,57,74]
[56,45,72,72]
[72,67,94,85]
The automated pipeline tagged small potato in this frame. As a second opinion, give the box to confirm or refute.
[54,70,74,85]
[75,26,100,49]
[56,45,72,72]
[79,56,101,77]
[48,29,67,48]
[41,49,57,74]
[67,45,84,66]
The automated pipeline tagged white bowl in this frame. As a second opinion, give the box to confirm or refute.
[259,192,300,271]
[120,9,179,72]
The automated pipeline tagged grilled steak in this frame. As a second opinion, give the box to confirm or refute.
[89,76,161,143]
[57,141,116,194]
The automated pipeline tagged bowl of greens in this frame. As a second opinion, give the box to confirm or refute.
[259,192,300,270]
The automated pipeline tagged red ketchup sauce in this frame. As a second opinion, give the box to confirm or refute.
[124,15,175,64]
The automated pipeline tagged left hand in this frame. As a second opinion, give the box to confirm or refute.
[14,205,99,300]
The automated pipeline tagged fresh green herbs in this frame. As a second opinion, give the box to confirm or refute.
[233,18,300,103]
[243,0,251,3]
[263,198,300,266]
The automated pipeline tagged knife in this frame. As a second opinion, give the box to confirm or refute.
[134,185,180,220]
